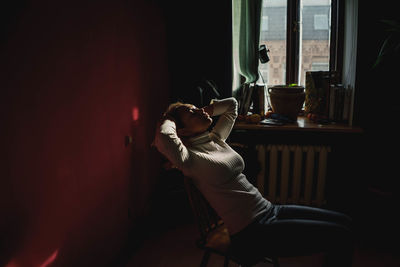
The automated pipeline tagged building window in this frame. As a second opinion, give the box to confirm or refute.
[311,62,329,71]
[259,0,341,87]
[314,14,329,30]
[262,15,269,31]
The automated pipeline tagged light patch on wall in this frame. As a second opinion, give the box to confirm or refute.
[4,249,58,267]
[39,249,59,267]
[132,107,140,122]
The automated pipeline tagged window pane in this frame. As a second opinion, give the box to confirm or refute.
[314,14,329,30]
[262,15,269,31]
[259,0,287,86]
[299,0,331,86]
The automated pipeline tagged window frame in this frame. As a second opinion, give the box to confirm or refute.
[285,0,342,85]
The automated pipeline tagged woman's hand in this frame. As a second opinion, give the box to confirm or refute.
[203,104,214,117]
[155,113,175,133]
[158,112,176,124]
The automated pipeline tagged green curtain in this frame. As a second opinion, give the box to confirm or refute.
[232,0,263,86]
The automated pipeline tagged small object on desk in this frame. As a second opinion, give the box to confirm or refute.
[260,118,285,126]
[246,113,262,124]
[269,113,296,123]
[307,113,330,124]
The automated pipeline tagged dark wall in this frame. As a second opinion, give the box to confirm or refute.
[355,1,400,192]
[162,0,233,104]
[352,1,400,244]
[0,1,169,266]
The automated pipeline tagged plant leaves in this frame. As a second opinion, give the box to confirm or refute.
[373,19,400,68]
[381,19,400,30]
[373,37,391,68]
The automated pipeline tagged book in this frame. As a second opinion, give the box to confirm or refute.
[329,84,350,122]
[239,83,254,115]
[305,71,340,118]
[251,83,266,116]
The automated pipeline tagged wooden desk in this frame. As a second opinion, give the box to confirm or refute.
[233,116,363,134]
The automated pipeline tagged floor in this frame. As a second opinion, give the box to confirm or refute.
[121,184,400,267]
[124,221,400,267]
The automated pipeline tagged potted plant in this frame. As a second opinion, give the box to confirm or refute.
[268,84,305,121]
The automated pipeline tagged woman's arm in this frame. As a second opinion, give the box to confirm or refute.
[209,97,238,141]
[153,118,191,169]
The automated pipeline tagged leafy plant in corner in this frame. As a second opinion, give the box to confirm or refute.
[373,19,400,68]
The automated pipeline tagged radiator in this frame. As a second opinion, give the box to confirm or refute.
[256,144,331,207]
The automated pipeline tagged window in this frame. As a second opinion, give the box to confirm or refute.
[311,62,329,71]
[259,0,341,87]
[259,0,287,86]
[262,15,269,31]
[314,14,329,30]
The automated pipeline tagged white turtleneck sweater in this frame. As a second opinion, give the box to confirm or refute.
[154,97,271,234]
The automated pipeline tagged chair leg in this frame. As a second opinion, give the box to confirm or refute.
[272,257,280,267]
[223,256,230,267]
[200,250,211,267]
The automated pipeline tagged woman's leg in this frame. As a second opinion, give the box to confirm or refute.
[271,204,353,229]
[231,205,354,267]
[258,205,354,267]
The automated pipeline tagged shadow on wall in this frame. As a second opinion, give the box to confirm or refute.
[0,0,169,266]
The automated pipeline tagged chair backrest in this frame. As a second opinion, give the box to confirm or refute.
[183,177,224,245]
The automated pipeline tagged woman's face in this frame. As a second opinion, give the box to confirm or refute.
[176,105,213,136]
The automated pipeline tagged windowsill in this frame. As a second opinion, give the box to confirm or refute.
[233,116,363,134]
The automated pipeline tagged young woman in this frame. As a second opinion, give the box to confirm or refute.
[154,97,354,267]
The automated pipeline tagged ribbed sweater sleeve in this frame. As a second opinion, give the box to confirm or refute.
[210,97,238,141]
[154,119,191,170]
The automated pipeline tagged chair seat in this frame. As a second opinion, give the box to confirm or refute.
[204,225,231,253]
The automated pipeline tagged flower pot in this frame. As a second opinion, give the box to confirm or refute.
[268,85,305,121]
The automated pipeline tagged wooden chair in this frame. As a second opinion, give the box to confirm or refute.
[183,177,280,267]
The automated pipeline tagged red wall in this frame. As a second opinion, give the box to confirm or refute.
[0,1,169,266]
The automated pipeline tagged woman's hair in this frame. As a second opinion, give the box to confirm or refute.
[164,102,193,129]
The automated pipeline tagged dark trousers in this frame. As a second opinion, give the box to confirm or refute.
[230,204,354,267]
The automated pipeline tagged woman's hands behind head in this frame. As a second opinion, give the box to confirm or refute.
[203,104,214,117]
[157,101,214,138]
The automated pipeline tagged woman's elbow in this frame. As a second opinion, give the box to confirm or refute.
[228,97,238,117]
